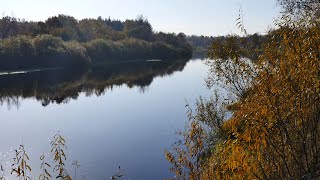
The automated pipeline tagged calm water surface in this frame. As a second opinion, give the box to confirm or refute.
[0,59,210,180]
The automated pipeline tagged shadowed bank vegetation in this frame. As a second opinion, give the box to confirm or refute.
[0,15,192,70]
[166,1,320,179]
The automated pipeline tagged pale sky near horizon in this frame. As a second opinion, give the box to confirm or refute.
[0,0,280,36]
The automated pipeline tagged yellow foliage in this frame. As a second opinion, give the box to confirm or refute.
[166,8,320,180]
[201,17,320,180]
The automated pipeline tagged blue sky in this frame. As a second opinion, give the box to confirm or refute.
[0,0,280,36]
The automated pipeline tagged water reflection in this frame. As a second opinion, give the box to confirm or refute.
[0,59,190,108]
[0,59,210,179]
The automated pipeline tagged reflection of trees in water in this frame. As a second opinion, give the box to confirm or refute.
[0,59,190,108]
[0,96,20,110]
[138,86,149,93]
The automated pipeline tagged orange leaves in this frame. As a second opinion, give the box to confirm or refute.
[11,145,32,180]
[168,13,320,180]
[50,132,71,179]
[164,121,207,179]
[194,14,320,180]
[221,22,320,179]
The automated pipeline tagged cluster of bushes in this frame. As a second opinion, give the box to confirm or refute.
[0,34,90,70]
[0,15,192,70]
[85,38,152,62]
[85,38,192,62]
[0,34,192,71]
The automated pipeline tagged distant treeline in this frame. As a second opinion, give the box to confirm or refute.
[187,33,266,60]
[0,15,192,70]
[187,35,216,51]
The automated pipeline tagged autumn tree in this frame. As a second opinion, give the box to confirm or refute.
[166,1,320,179]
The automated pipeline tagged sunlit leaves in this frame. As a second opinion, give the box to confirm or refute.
[165,93,228,179]
[165,120,206,180]
[206,9,320,180]
[7,132,73,180]
[50,132,71,179]
[167,2,320,179]
[11,145,32,180]
[39,154,51,180]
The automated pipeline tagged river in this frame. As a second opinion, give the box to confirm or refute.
[0,59,211,180]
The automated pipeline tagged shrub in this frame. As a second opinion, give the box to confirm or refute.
[85,39,116,62]
[33,34,66,55]
[0,35,35,56]
[64,41,90,62]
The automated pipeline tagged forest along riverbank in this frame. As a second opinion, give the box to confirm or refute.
[0,15,192,71]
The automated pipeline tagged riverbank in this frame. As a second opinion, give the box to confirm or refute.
[0,34,192,71]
